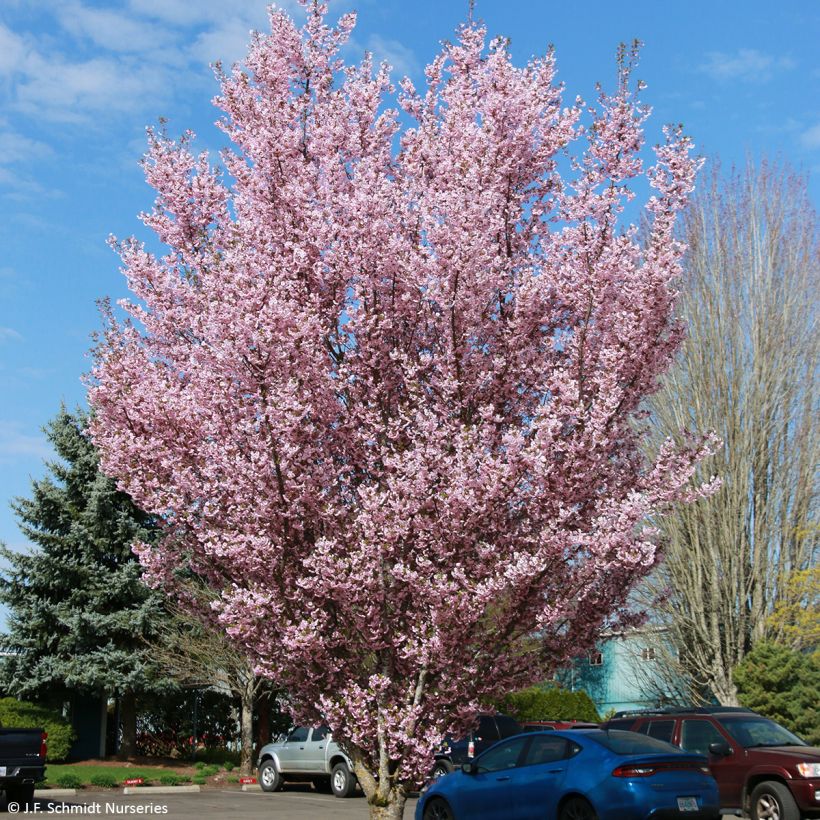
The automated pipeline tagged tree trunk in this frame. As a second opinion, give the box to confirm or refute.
[239,686,254,776]
[117,691,137,759]
[254,690,270,752]
[368,798,408,820]
[351,758,408,820]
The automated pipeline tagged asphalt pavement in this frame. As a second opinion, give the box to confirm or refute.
[15,789,420,819]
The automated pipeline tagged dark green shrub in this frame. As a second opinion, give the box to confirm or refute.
[223,761,234,772]
[158,773,184,786]
[193,746,240,766]
[0,698,75,761]
[199,765,219,777]
[495,685,601,722]
[194,761,207,770]
[226,774,239,783]
[89,773,119,788]
[136,689,236,758]
[734,642,820,746]
[192,775,206,786]
[54,773,83,789]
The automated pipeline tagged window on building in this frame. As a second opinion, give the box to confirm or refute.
[589,652,603,666]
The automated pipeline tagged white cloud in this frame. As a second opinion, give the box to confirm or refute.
[800,123,820,150]
[0,166,56,199]
[55,2,177,54]
[700,49,795,83]
[0,421,52,462]
[189,17,259,67]
[14,52,172,122]
[0,127,53,164]
[367,33,420,80]
[0,23,26,75]
[0,327,23,341]
[0,0,307,123]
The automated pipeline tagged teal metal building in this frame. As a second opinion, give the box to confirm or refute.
[560,628,678,716]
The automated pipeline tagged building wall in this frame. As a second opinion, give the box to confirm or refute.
[560,631,677,716]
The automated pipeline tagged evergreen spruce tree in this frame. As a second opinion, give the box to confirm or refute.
[0,406,168,757]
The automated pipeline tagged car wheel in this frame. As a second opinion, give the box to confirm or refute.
[559,797,598,820]
[313,776,333,793]
[423,797,455,820]
[258,759,284,792]
[432,760,454,779]
[331,761,357,798]
[4,785,35,809]
[750,781,800,820]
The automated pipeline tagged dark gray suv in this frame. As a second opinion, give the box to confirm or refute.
[431,713,522,778]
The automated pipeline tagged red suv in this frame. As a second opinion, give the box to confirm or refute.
[602,707,820,820]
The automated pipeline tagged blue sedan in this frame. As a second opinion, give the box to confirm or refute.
[415,729,720,820]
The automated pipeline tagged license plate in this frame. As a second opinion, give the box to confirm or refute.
[677,797,698,812]
[0,767,6,776]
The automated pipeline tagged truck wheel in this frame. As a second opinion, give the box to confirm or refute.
[431,760,454,779]
[258,760,284,792]
[750,781,799,820]
[5,784,35,809]
[331,762,356,798]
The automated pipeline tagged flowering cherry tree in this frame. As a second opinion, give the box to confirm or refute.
[89,4,714,817]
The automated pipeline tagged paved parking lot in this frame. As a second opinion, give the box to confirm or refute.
[22,789,419,819]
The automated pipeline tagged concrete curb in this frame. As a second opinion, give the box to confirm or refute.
[241,784,262,792]
[122,785,201,795]
[34,789,77,797]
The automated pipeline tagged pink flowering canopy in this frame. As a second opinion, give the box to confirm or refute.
[89,3,714,815]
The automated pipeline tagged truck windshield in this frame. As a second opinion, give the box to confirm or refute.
[718,717,807,748]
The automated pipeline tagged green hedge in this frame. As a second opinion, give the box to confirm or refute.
[0,698,75,761]
[89,773,119,789]
[55,773,83,789]
[495,685,601,723]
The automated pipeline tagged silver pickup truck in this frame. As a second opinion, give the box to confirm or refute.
[257,725,358,798]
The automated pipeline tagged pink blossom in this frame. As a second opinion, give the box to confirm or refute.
[88,5,713,816]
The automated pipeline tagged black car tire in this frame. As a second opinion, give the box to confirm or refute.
[431,760,455,779]
[4,784,35,809]
[313,776,333,793]
[750,781,800,820]
[330,761,356,798]
[258,759,284,792]
[559,797,599,820]
[423,797,455,820]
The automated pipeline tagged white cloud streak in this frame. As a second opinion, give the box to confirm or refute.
[700,48,796,83]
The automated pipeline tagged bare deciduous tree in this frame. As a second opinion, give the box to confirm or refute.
[643,159,819,705]
[150,586,269,775]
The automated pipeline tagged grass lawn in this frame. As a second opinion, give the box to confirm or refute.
[43,761,239,789]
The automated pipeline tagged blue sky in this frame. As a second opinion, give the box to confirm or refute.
[0,0,818,578]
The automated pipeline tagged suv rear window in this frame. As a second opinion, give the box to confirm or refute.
[477,716,500,742]
[637,719,675,744]
[590,730,681,755]
[496,716,523,738]
[606,719,638,731]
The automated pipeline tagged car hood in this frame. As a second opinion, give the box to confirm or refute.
[746,745,820,761]
[259,741,288,755]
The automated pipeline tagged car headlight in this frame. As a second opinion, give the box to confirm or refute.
[797,762,820,778]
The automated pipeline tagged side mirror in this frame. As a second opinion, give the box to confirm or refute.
[461,762,477,775]
[708,742,732,757]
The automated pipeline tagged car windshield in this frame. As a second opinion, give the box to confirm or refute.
[718,717,807,748]
[589,730,682,755]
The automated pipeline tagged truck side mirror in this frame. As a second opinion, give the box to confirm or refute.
[461,762,477,775]
[708,742,732,757]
